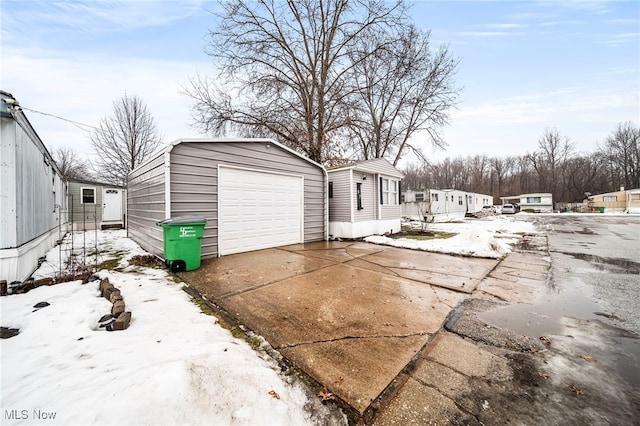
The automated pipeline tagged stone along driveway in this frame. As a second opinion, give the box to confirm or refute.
[180,241,499,417]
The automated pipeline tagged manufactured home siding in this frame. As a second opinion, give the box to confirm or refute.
[2,113,66,248]
[353,171,375,222]
[1,91,67,282]
[328,169,352,222]
[381,205,401,220]
[168,141,324,258]
[15,122,66,246]
[355,158,403,178]
[0,117,18,248]
[127,154,166,257]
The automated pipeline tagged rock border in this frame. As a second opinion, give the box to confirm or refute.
[99,278,131,331]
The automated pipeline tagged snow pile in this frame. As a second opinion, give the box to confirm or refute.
[366,216,538,259]
[1,230,343,425]
[31,229,148,280]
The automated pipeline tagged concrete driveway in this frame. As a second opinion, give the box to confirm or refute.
[180,241,499,417]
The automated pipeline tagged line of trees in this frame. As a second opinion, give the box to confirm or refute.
[401,122,640,203]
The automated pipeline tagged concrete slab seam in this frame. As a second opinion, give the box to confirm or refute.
[217,261,344,299]
[273,331,431,350]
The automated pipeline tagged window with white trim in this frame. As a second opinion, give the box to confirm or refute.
[381,178,398,205]
[415,193,424,202]
[603,196,617,202]
[458,196,463,206]
[81,187,96,204]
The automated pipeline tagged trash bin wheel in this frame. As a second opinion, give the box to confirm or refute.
[170,260,186,273]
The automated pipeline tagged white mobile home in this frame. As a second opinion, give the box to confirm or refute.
[402,189,493,221]
[425,189,468,222]
[501,193,553,212]
[127,138,327,258]
[328,158,404,238]
[1,91,67,282]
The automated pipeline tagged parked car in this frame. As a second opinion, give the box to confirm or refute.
[482,205,496,213]
[501,204,516,214]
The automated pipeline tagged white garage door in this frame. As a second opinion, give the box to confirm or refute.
[218,166,303,255]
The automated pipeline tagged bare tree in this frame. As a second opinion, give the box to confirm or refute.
[347,24,459,164]
[599,121,640,190]
[53,146,92,181]
[90,93,162,186]
[527,128,574,201]
[564,153,605,202]
[184,0,415,164]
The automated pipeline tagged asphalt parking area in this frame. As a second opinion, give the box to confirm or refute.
[180,241,499,415]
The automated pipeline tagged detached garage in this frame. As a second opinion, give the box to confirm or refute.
[127,138,327,259]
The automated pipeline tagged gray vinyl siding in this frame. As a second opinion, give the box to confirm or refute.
[353,171,375,222]
[354,158,404,178]
[380,175,401,220]
[381,205,401,220]
[328,169,352,222]
[127,154,166,257]
[127,139,326,259]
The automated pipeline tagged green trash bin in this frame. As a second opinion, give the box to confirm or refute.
[157,216,207,273]
[598,207,605,213]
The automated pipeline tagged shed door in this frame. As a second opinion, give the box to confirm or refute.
[102,188,122,222]
[218,166,303,255]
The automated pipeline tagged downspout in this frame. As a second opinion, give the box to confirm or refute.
[164,150,171,219]
[323,166,328,241]
[349,170,354,223]
[377,174,382,220]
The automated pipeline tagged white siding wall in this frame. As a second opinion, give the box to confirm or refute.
[1,111,67,282]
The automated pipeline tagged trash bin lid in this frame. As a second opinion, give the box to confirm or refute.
[156,215,207,226]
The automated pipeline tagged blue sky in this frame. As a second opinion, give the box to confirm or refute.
[1,0,638,164]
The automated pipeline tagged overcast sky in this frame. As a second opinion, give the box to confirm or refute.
[1,0,638,165]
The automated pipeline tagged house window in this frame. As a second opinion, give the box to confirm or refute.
[432,193,439,202]
[415,193,424,202]
[603,196,617,202]
[356,183,363,210]
[526,196,541,203]
[82,187,96,204]
[381,178,398,205]
[458,196,463,206]
[451,195,454,202]
[328,182,333,199]
[401,194,405,203]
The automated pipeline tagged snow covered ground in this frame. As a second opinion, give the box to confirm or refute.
[1,230,343,425]
[1,216,539,424]
[366,215,539,259]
